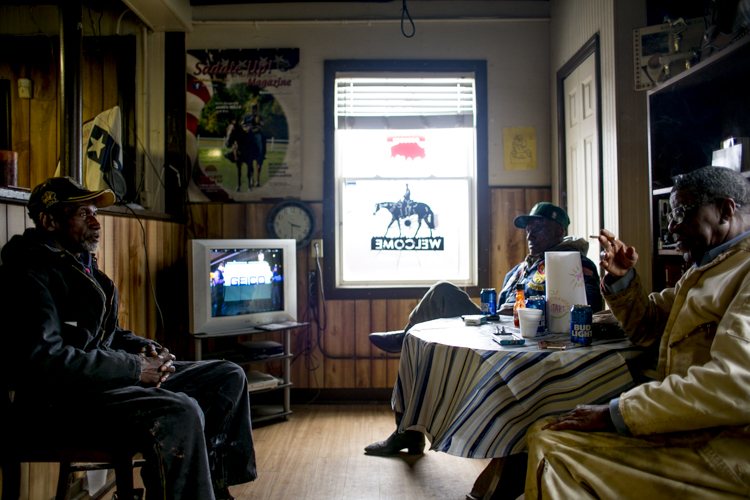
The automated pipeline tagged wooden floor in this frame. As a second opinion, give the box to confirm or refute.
[234,404,489,500]
[130,404,489,499]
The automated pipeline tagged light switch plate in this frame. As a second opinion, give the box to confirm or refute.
[18,78,32,99]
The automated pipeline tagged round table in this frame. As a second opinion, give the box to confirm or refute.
[392,316,641,458]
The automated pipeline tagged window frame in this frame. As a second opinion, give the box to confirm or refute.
[323,60,489,300]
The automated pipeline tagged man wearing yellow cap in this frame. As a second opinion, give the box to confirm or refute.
[1,177,256,500]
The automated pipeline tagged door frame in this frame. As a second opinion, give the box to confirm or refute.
[556,33,603,228]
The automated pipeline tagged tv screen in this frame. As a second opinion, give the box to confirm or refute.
[189,239,297,335]
[210,247,285,317]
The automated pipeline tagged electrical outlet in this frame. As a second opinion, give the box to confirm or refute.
[310,239,323,258]
[308,270,318,307]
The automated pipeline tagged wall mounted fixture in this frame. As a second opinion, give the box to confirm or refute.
[18,78,32,99]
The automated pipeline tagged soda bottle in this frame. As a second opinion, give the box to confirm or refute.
[513,283,525,327]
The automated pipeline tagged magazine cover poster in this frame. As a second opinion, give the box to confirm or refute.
[186,48,301,201]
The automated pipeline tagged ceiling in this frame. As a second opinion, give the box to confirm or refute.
[190,0,549,5]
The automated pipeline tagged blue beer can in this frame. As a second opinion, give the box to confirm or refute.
[480,288,497,315]
[525,296,546,333]
[570,304,593,345]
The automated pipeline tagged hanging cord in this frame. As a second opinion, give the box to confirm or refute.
[401,0,415,38]
[303,247,400,361]
[310,245,327,331]
[121,204,167,334]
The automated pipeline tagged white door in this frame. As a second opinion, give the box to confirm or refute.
[564,53,599,267]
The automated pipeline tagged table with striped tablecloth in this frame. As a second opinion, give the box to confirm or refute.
[392,316,641,459]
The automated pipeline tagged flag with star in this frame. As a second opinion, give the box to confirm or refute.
[82,106,125,197]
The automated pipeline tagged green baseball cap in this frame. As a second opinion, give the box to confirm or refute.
[513,202,570,230]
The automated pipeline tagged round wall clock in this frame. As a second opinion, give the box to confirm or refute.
[267,200,317,248]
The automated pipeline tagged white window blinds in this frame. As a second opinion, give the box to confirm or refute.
[335,78,476,128]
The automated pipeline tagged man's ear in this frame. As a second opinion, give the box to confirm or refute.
[39,212,60,232]
[719,198,737,223]
[555,224,565,240]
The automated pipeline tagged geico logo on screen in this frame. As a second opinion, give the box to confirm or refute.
[229,276,268,286]
[224,261,273,286]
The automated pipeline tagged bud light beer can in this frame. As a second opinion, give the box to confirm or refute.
[525,296,546,333]
[480,288,497,315]
[570,304,593,345]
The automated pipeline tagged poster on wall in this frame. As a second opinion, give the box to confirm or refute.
[186,48,301,202]
[503,126,537,170]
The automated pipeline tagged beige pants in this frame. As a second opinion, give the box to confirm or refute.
[525,417,749,500]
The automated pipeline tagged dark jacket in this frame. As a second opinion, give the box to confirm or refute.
[497,236,603,312]
[1,228,155,401]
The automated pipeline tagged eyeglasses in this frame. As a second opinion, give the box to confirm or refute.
[667,201,741,225]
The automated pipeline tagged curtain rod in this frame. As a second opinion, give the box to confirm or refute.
[193,17,549,26]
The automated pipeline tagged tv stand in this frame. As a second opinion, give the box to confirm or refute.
[192,322,309,424]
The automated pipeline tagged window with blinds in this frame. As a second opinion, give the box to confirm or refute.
[332,74,479,290]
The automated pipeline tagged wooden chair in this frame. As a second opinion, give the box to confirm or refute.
[2,392,146,500]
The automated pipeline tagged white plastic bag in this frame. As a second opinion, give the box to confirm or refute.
[544,251,587,333]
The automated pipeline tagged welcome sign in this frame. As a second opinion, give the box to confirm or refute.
[337,128,475,286]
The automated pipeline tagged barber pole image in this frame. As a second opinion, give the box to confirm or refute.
[570,304,593,345]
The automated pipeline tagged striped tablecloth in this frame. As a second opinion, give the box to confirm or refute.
[392,316,640,458]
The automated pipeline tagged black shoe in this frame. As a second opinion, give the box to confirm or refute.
[368,330,406,353]
[364,430,425,456]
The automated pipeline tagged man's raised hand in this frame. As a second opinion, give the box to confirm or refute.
[597,229,638,278]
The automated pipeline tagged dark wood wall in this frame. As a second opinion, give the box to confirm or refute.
[187,187,551,391]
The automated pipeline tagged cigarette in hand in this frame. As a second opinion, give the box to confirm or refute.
[589,234,615,241]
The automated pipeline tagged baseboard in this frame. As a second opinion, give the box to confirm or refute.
[290,388,393,404]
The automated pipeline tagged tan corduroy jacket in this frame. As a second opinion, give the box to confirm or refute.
[604,234,750,486]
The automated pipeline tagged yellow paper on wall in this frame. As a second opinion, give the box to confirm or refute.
[503,126,537,170]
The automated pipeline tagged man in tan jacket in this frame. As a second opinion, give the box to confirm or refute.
[525,166,750,499]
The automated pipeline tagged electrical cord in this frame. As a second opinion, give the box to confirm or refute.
[401,0,415,38]
[310,242,327,331]
[120,203,166,333]
[303,244,400,361]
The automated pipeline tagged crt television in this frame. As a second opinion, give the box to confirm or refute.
[188,239,297,335]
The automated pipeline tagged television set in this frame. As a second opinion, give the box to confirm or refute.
[188,239,298,335]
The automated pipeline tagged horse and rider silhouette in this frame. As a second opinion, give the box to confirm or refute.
[374,185,435,237]
[224,110,266,191]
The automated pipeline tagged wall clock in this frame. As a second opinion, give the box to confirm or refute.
[267,200,317,248]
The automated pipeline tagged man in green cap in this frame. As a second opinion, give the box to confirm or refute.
[496,201,602,313]
[365,202,603,457]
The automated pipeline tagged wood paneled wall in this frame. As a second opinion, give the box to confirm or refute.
[187,186,550,391]
[0,35,133,190]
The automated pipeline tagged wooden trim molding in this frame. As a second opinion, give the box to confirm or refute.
[556,33,603,229]
[322,59,489,301]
